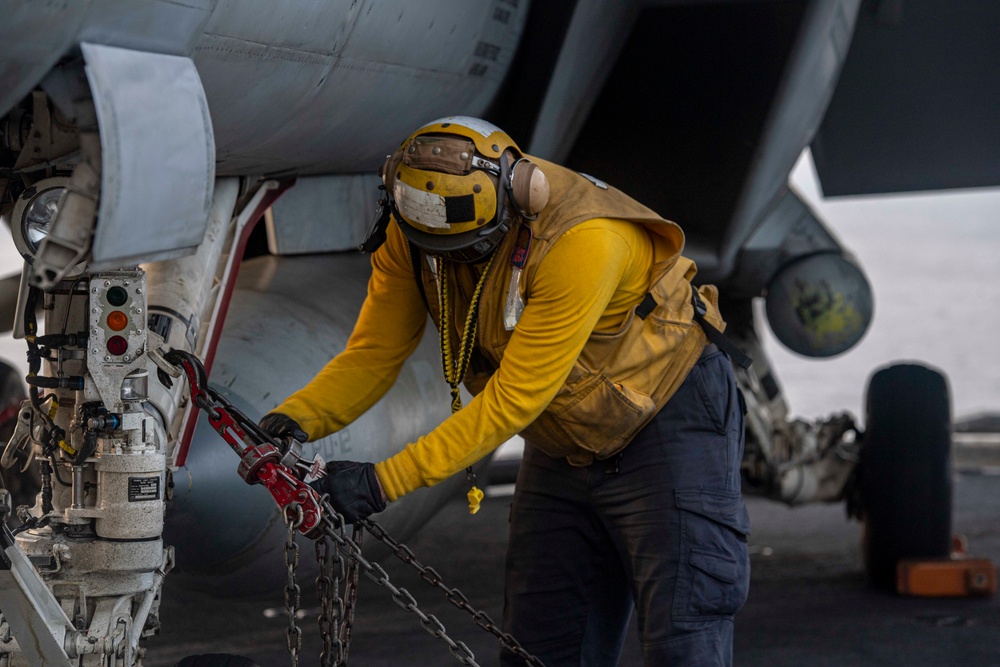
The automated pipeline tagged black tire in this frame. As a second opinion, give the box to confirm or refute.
[173,655,260,667]
[860,363,952,590]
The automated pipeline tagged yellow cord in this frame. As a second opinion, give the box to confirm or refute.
[437,254,496,514]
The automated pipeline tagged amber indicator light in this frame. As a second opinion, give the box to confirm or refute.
[106,310,128,332]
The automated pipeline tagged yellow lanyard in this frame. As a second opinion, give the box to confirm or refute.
[437,253,497,514]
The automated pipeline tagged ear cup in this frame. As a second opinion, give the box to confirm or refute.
[510,159,550,217]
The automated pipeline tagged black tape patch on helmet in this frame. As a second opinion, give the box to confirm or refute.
[445,194,476,223]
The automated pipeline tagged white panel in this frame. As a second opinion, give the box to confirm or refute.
[82,43,215,269]
[267,174,381,254]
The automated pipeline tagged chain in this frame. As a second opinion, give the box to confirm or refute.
[360,519,545,666]
[315,503,482,666]
[284,506,304,667]
[315,534,336,666]
[339,525,363,662]
[316,505,349,667]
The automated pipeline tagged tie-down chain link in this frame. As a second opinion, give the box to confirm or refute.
[287,495,546,665]
[283,486,546,665]
[315,530,342,667]
[360,519,546,667]
[309,503,482,666]
[313,505,362,667]
[339,525,363,661]
[284,508,303,667]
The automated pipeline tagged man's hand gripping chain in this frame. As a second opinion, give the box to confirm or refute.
[154,348,328,538]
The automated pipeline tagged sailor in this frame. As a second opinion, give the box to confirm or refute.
[261,116,751,666]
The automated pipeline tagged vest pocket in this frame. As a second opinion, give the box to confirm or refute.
[542,372,658,459]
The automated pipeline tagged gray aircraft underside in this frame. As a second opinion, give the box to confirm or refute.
[0,0,998,663]
[3,0,996,278]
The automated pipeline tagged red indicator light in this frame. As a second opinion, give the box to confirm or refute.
[107,336,128,356]
[107,310,128,331]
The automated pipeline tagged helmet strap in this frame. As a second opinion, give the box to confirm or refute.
[497,150,512,227]
[358,185,393,254]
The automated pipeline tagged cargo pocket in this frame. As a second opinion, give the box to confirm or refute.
[673,489,751,621]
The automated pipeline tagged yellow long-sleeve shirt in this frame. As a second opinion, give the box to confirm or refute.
[274,218,653,501]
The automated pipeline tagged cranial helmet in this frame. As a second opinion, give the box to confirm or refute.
[381,116,550,263]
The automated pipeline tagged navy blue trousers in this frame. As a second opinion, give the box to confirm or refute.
[501,350,750,666]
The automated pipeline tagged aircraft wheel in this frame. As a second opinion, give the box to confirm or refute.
[173,655,260,667]
[860,363,952,590]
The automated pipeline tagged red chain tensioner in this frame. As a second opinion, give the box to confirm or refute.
[158,348,325,538]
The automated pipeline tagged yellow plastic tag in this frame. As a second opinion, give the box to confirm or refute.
[57,439,77,457]
[467,486,485,515]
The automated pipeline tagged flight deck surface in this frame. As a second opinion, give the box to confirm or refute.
[144,460,1000,666]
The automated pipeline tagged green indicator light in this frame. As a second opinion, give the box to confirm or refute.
[107,286,128,307]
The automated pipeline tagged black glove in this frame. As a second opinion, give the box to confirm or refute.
[258,413,308,451]
[309,461,387,524]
